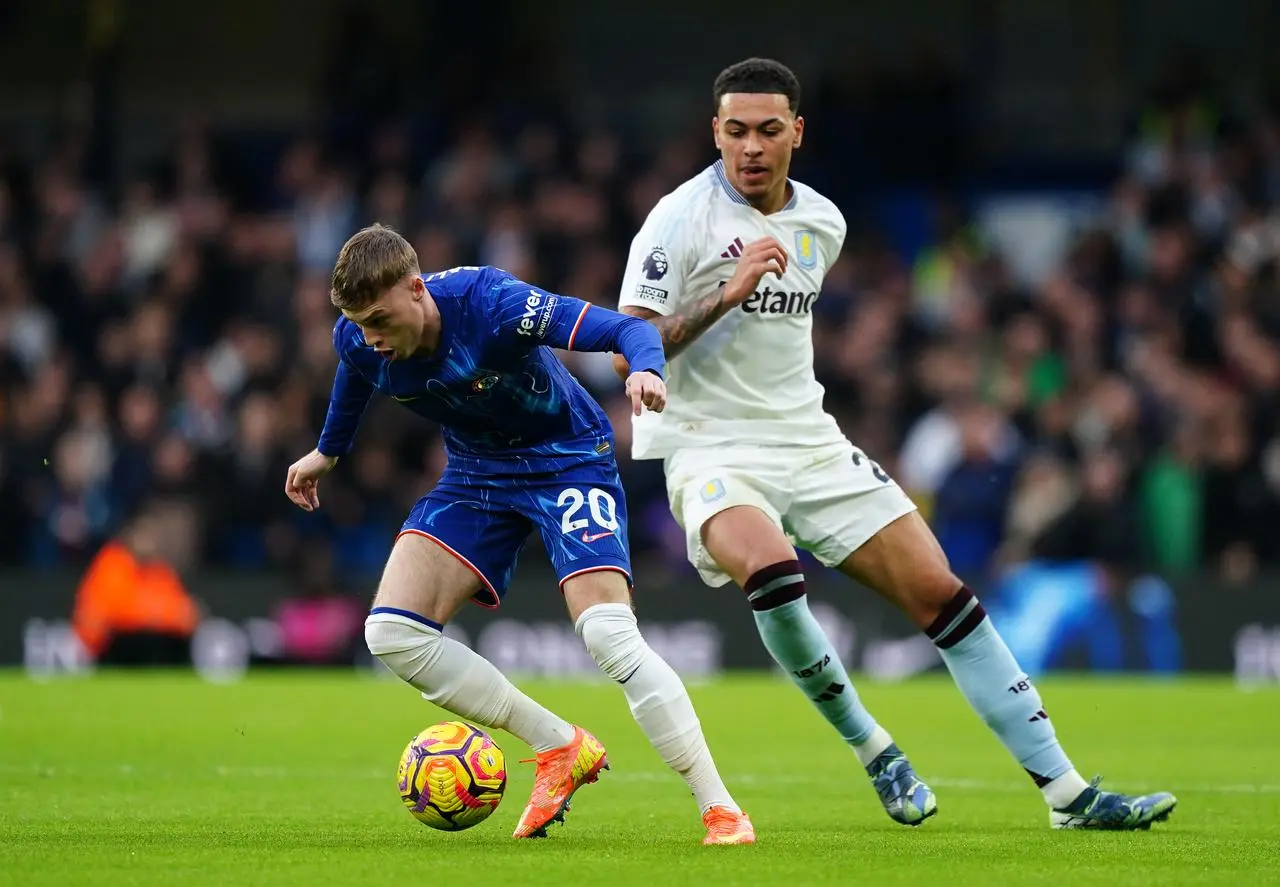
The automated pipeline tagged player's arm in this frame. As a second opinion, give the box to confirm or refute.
[559,301,671,415]
[494,283,667,413]
[613,236,789,376]
[316,355,375,459]
[616,288,735,362]
[496,285,665,377]
[286,329,375,511]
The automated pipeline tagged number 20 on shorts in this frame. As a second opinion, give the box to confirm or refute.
[557,487,620,536]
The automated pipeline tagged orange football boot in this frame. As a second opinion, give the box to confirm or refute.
[512,726,609,838]
[702,805,756,845]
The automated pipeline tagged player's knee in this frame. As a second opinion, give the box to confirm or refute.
[562,569,633,623]
[574,602,645,682]
[909,571,969,629]
[853,513,962,630]
[701,507,794,584]
[365,612,443,685]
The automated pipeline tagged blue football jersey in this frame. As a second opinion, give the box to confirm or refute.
[317,265,665,472]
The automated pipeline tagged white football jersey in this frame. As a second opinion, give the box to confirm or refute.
[618,160,846,460]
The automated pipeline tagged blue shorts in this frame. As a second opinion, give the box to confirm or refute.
[399,460,633,608]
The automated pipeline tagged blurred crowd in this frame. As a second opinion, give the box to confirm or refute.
[2,53,1279,593]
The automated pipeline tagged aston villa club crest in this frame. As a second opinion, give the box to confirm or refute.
[794,229,817,270]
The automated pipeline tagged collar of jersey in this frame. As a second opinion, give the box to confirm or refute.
[712,160,799,212]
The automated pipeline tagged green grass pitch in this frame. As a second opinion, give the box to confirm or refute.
[1,671,1277,886]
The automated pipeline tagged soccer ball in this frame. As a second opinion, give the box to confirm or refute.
[396,721,507,831]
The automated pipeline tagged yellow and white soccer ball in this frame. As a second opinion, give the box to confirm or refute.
[396,721,507,831]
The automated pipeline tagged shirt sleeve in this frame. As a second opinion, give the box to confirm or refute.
[493,281,666,378]
[317,322,376,458]
[825,203,848,274]
[616,193,693,317]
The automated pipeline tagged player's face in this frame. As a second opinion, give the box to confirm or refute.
[713,93,803,207]
[344,275,428,361]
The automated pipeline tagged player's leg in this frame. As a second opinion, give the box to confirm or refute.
[835,510,1089,799]
[562,569,752,844]
[700,505,889,754]
[364,532,577,753]
[367,492,613,841]
[698,503,935,826]
[538,468,753,844]
[363,497,577,757]
[669,450,934,825]
[815,450,1176,828]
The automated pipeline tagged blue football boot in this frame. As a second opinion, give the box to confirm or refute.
[866,743,938,826]
[1050,776,1177,830]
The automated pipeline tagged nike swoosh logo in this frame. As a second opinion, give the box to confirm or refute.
[581,530,614,543]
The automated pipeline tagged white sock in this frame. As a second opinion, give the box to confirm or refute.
[365,612,575,753]
[1042,769,1091,809]
[852,724,895,768]
[575,602,737,814]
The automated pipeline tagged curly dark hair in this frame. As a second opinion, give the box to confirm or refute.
[713,58,801,115]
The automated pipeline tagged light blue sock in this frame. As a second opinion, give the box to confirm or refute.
[931,588,1084,804]
[752,595,885,761]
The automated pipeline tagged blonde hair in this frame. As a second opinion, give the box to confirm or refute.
[330,224,420,311]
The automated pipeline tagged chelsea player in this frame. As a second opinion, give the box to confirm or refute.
[284,224,754,845]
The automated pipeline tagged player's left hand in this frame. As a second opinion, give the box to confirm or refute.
[625,371,666,415]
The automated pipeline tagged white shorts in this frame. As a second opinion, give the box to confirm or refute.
[664,440,918,587]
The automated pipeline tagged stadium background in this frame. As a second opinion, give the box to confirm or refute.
[2,0,1280,682]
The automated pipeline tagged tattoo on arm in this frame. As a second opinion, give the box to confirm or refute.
[621,286,732,359]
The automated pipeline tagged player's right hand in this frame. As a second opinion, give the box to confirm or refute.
[625,371,667,415]
[285,449,338,512]
[723,236,788,305]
